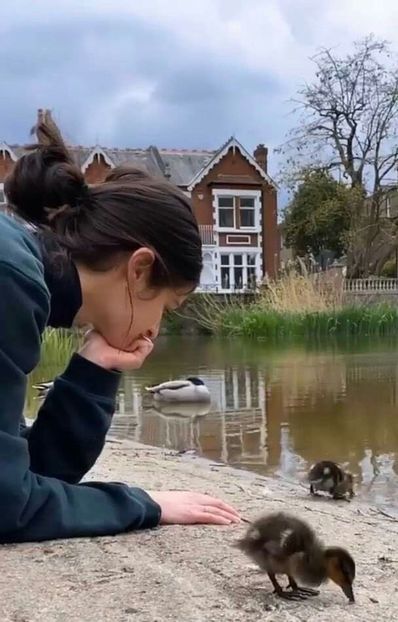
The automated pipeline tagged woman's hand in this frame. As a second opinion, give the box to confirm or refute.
[79,330,154,371]
[146,491,241,525]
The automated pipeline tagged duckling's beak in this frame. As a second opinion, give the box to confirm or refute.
[342,583,355,603]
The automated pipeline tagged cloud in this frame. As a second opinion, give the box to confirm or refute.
[0,0,397,186]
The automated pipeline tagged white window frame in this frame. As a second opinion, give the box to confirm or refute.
[217,249,261,292]
[213,189,261,233]
[217,195,236,229]
[226,234,251,245]
[239,196,256,229]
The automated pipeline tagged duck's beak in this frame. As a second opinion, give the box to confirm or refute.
[342,583,355,603]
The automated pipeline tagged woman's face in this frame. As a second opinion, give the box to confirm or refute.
[76,249,190,350]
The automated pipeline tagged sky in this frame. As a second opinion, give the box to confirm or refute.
[1,0,398,187]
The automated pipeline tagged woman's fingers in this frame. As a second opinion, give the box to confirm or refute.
[146,491,241,526]
[80,331,154,371]
[201,505,241,523]
[109,338,154,370]
[189,493,241,518]
[192,508,235,525]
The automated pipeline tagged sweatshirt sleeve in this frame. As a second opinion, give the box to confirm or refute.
[0,261,160,543]
[25,353,121,484]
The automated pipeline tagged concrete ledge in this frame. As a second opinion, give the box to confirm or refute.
[1,439,397,621]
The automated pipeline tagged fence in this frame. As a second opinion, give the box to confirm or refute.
[199,225,215,245]
[344,278,398,292]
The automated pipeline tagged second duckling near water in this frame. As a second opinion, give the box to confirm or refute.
[308,461,354,500]
[235,511,355,603]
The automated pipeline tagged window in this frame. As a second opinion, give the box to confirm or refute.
[240,197,255,228]
[234,255,243,290]
[219,253,258,291]
[247,254,256,289]
[218,197,235,228]
[216,192,259,230]
[0,184,4,204]
[220,254,231,290]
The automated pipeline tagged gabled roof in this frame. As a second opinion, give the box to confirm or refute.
[77,145,215,185]
[0,142,18,161]
[81,146,115,172]
[0,137,276,189]
[158,149,214,186]
[187,137,277,191]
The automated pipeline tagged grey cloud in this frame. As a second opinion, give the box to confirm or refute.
[0,6,283,162]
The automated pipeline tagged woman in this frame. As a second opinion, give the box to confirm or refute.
[0,118,240,543]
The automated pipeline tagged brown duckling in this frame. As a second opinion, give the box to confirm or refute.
[235,512,355,603]
[308,461,354,500]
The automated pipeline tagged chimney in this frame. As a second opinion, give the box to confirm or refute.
[254,144,268,172]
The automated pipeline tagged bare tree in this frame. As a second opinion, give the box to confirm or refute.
[281,36,398,276]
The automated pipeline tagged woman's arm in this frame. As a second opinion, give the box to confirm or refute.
[0,261,160,543]
[23,354,120,484]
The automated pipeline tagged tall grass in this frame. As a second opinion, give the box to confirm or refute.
[218,304,398,338]
[193,272,398,339]
[26,329,81,418]
[263,269,343,312]
[40,328,81,366]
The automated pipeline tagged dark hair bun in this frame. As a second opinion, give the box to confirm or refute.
[4,111,87,227]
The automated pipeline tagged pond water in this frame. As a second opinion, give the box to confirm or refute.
[27,336,398,511]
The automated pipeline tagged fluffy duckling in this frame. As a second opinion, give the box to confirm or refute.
[308,461,354,500]
[235,512,355,603]
[145,377,210,403]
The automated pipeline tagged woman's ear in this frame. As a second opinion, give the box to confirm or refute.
[127,248,155,287]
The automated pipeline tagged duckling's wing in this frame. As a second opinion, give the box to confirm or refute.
[281,519,318,557]
[262,539,284,557]
[146,380,191,393]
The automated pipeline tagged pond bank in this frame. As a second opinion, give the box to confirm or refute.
[2,438,397,622]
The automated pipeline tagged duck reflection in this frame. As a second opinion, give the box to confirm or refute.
[153,402,211,419]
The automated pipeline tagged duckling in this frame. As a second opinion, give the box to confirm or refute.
[145,377,210,403]
[235,512,355,603]
[308,461,354,500]
[33,381,54,399]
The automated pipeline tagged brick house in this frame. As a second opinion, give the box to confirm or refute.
[0,132,279,292]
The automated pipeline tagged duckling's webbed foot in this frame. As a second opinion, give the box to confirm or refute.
[275,590,308,601]
[288,577,319,597]
[268,574,309,601]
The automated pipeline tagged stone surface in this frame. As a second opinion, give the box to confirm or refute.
[1,438,397,621]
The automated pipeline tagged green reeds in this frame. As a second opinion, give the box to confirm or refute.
[217,304,398,339]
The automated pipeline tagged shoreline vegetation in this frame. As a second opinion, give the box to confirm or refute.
[176,273,398,338]
[38,274,398,350]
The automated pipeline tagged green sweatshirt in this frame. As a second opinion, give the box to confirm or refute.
[0,213,161,543]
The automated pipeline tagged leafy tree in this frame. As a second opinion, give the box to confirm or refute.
[283,169,351,259]
[281,36,398,276]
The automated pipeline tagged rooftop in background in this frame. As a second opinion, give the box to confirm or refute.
[2,142,217,188]
[1,110,275,189]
